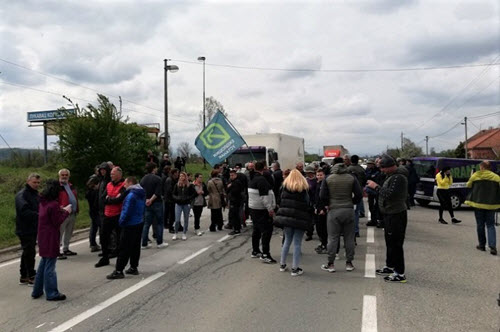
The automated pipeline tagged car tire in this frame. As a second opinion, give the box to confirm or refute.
[450,193,461,209]
[416,199,430,207]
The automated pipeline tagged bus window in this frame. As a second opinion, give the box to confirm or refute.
[413,160,436,178]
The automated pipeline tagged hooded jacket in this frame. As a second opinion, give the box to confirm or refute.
[98,162,111,214]
[320,163,362,210]
[248,173,276,212]
[465,170,500,210]
[378,167,408,214]
[119,184,146,227]
[37,198,69,258]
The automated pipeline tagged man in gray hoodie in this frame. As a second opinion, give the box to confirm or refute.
[320,162,363,272]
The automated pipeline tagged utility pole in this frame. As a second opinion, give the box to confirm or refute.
[119,96,122,116]
[464,116,468,159]
[425,136,429,156]
[401,132,404,151]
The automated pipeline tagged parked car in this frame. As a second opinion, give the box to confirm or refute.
[413,157,500,209]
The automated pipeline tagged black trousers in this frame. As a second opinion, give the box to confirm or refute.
[168,202,176,230]
[18,235,36,278]
[384,211,408,275]
[250,209,273,255]
[315,213,328,247]
[210,208,223,231]
[437,189,455,219]
[89,213,100,247]
[368,194,379,222]
[229,203,242,231]
[116,223,143,272]
[192,205,203,230]
[101,215,121,259]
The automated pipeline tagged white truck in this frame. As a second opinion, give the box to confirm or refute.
[321,145,350,165]
[226,133,305,170]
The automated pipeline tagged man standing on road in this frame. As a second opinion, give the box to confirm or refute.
[96,167,126,268]
[348,155,367,238]
[365,159,380,227]
[141,162,168,249]
[15,173,41,285]
[367,155,409,283]
[58,169,78,259]
[304,165,317,241]
[320,162,362,273]
[227,169,243,235]
[248,161,276,263]
[465,161,500,256]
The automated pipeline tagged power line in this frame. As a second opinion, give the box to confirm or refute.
[171,59,500,73]
[468,110,500,120]
[429,120,463,139]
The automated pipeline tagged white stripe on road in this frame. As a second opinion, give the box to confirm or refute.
[364,254,376,278]
[217,234,231,243]
[177,246,212,264]
[366,227,374,243]
[367,209,371,221]
[361,295,377,332]
[48,272,165,332]
[0,237,93,269]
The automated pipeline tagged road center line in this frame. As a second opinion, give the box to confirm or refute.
[178,246,212,264]
[361,295,377,332]
[48,272,165,332]
[364,254,376,278]
[217,234,231,242]
[367,227,374,243]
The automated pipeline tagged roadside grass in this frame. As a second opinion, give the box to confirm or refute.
[0,163,210,249]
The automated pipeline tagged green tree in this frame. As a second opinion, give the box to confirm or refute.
[198,96,228,129]
[57,94,156,186]
[454,141,465,158]
[386,138,423,159]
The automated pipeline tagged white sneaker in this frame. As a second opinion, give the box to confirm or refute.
[157,242,169,249]
[172,234,177,240]
[141,244,151,250]
[182,234,187,241]
[196,230,203,236]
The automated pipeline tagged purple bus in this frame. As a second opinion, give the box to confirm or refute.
[413,157,500,209]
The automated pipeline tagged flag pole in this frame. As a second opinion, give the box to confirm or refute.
[221,110,257,162]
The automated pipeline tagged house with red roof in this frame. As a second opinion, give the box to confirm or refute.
[466,127,500,159]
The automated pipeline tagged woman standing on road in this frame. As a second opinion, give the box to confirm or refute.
[172,172,196,240]
[274,169,311,276]
[192,173,208,236]
[435,167,461,224]
[32,180,72,301]
[207,170,225,232]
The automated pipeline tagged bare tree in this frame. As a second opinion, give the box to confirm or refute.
[198,96,228,129]
[177,141,193,159]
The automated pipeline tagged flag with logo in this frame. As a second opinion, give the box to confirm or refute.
[194,111,245,167]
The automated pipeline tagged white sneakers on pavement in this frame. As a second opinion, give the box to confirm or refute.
[157,243,169,249]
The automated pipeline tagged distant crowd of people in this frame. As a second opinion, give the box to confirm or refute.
[13,150,499,300]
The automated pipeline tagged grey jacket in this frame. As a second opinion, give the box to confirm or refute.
[320,163,362,210]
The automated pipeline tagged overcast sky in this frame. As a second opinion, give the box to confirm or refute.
[1,0,499,157]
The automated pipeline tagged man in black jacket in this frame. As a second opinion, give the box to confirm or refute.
[163,168,179,233]
[15,173,41,285]
[367,155,408,283]
[227,170,243,235]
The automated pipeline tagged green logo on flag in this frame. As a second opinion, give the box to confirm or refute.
[199,123,231,149]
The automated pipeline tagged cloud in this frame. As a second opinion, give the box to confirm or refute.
[275,52,322,80]
[358,0,418,14]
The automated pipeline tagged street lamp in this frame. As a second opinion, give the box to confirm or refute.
[164,59,179,151]
[197,56,206,129]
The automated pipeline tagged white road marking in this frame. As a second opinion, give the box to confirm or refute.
[35,322,47,328]
[367,227,375,243]
[48,272,165,332]
[364,254,376,278]
[367,209,371,221]
[177,246,212,264]
[361,295,378,332]
[217,234,231,243]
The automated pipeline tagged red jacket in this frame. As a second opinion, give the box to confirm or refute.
[37,198,69,257]
[58,182,79,213]
[104,179,126,217]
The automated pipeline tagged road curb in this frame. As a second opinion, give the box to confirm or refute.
[0,227,91,264]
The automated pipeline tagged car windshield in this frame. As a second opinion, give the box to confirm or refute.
[227,152,266,167]
[413,160,436,178]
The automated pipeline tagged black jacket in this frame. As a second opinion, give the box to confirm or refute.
[15,184,40,236]
[172,184,196,205]
[274,189,311,231]
[140,173,163,200]
[163,176,177,202]
[227,178,244,206]
[85,188,99,219]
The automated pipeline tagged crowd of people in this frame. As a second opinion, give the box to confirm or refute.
[13,151,499,300]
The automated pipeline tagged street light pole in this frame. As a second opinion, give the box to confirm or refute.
[198,56,206,168]
[164,59,179,152]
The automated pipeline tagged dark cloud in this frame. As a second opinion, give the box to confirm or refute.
[403,34,500,65]
[358,0,418,14]
[275,55,322,80]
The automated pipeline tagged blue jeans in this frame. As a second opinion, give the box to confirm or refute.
[354,201,363,233]
[32,257,60,300]
[280,227,305,269]
[175,204,191,234]
[474,209,496,248]
[142,201,164,246]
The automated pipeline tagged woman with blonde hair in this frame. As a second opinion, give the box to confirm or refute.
[172,172,196,240]
[274,169,312,276]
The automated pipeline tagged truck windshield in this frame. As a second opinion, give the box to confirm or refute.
[413,160,436,178]
[227,152,266,167]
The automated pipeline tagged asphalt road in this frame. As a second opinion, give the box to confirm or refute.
[0,201,498,332]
